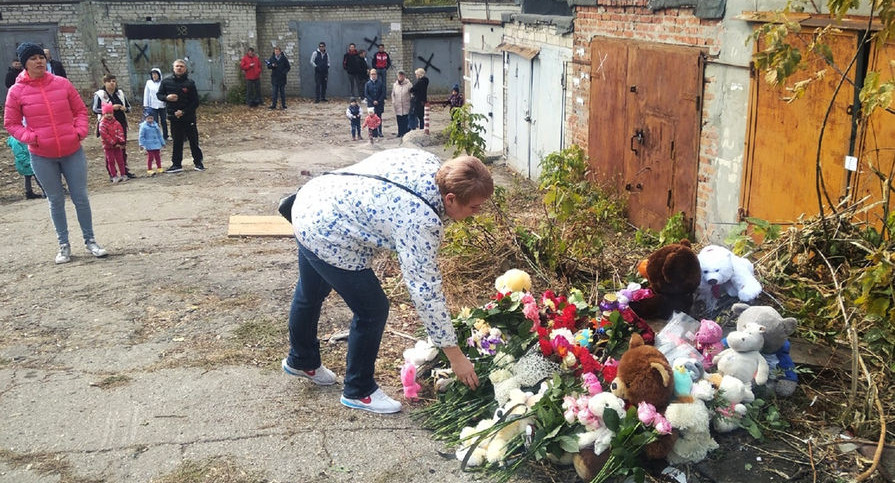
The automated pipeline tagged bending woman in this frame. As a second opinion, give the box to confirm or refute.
[282,148,492,414]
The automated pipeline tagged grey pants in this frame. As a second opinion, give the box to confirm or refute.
[30,147,95,246]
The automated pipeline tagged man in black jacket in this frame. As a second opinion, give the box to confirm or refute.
[267,46,290,109]
[310,42,330,103]
[157,59,204,173]
[43,49,66,78]
[342,43,368,98]
[5,59,22,88]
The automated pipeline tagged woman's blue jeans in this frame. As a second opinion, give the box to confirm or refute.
[29,147,95,246]
[287,242,389,399]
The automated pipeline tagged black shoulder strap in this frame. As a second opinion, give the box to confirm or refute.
[324,171,439,215]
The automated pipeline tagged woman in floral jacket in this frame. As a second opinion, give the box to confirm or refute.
[282,148,493,414]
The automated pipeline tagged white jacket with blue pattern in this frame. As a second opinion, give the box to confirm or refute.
[292,148,456,347]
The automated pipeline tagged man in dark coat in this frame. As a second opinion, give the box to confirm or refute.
[5,59,22,88]
[43,49,66,78]
[310,42,330,103]
[267,46,290,109]
[343,43,368,98]
[364,69,386,137]
[157,59,204,173]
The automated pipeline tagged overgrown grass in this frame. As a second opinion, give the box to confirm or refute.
[0,448,103,483]
[153,456,266,483]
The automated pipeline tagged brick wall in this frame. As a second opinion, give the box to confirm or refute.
[1,2,457,104]
[570,3,724,239]
[0,3,85,89]
[85,1,255,95]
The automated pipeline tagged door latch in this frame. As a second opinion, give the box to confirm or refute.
[630,129,644,155]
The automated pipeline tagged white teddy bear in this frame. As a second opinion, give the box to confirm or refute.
[715,322,769,386]
[696,245,762,306]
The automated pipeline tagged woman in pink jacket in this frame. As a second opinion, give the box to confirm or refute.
[4,42,108,264]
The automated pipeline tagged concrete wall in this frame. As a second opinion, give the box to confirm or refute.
[501,18,573,151]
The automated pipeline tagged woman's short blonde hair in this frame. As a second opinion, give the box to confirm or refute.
[415,68,426,76]
[436,156,493,205]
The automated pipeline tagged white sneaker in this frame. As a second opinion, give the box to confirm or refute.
[55,243,71,264]
[281,358,338,385]
[340,388,402,414]
[85,239,108,258]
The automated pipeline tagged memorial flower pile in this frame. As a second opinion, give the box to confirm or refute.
[415,271,674,481]
[413,264,788,483]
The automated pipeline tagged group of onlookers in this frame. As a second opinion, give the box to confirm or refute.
[239,43,457,141]
[4,43,205,265]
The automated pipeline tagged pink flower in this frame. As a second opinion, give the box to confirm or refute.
[520,293,535,305]
[637,401,659,425]
[654,415,673,435]
[523,301,540,326]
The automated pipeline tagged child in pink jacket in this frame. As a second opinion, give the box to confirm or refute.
[98,103,127,183]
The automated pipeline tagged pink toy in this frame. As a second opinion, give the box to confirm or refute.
[401,361,422,400]
[582,372,603,396]
[695,319,724,369]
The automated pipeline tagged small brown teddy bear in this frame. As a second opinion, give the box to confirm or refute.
[611,333,677,460]
[628,239,702,320]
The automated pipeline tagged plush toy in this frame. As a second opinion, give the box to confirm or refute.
[664,399,718,464]
[402,338,439,367]
[731,303,799,396]
[705,373,754,432]
[611,333,675,412]
[401,361,422,400]
[494,268,532,293]
[571,392,627,481]
[610,333,676,460]
[695,245,762,305]
[670,357,704,403]
[628,240,702,320]
[455,385,543,467]
[694,319,724,369]
[714,322,769,386]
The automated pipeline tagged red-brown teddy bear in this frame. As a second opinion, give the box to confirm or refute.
[628,239,702,321]
[573,333,677,480]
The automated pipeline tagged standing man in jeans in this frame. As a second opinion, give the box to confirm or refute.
[240,47,262,107]
[310,42,330,103]
[157,59,204,173]
[267,46,290,110]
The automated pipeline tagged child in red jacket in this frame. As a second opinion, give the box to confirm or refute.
[362,108,381,145]
[98,103,128,183]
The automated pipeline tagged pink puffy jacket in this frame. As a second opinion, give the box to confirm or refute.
[4,70,88,158]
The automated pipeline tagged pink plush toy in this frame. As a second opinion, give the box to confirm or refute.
[401,361,422,400]
[695,319,724,369]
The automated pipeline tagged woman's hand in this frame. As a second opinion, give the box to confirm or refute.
[443,345,479,390]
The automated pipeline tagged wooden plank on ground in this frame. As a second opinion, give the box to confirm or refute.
[227,215,293,237]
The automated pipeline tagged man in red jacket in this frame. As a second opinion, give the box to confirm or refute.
[240,47,263,107]
[372,44,392,87]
